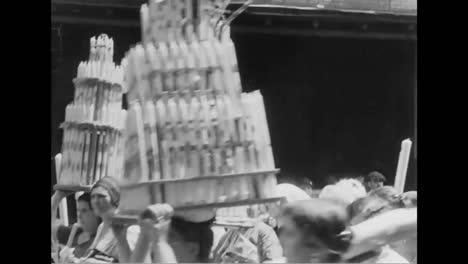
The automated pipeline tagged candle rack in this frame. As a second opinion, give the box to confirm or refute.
[117,169,279,215]
[56,34,127,188]
[112,196,283,225]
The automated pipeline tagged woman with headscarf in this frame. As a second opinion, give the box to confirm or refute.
[77,176,144,263]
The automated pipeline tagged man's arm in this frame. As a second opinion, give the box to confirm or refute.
[343,207,417,260]
[118,204,176,263]
[112,224,133,263]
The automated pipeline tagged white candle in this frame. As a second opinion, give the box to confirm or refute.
[90,37,96,61]
[156,100,167,126]
[146,43,163,96]
[141,4,150,44]
[134,102,149,182]
[146,101,161,180]
[394,138,412,194]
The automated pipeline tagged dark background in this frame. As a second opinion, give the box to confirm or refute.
[52,10,417,196]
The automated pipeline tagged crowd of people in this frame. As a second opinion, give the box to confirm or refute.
[51,171,417,263]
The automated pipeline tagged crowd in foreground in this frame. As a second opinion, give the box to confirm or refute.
[51,171,417,263]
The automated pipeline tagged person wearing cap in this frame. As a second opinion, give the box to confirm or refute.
[77,176,145,263]
[365,171,386,191]
[51,191,101,261]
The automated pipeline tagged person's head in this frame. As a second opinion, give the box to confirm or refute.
[278,199,351,263]
[168,216,215,263]
[90,176,121,217]
[348,186,404,226]
[365,171,386,190]
[402,191,417,208]
[300,178,314,196]
[76,193,101,234]
[319,179,366,206]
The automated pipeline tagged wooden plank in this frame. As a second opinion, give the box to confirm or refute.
[54,184,92,192]
[113,197,284,224]
[120,169,280,189]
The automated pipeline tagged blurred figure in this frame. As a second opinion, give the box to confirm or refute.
[128,206,215,263]
[365,171,386,191]
[319,178,367,206]
[402,191,417,208]
[278,199,351,263]
[273,183,312,205]
[212,219,283,263]
[51,191,101,260]
[356,175,365,184]
[299,178,314,197]
[393,190,417,263]
[168,213,216,263]
[347,187,409,263]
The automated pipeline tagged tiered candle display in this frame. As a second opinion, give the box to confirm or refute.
[118,0,278,213]
[217,203,270,219]
[58,34,127,187]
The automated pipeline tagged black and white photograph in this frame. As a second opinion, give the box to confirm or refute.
[51,0,417,263]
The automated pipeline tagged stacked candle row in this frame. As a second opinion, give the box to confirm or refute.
[64,104,127,130]
[58,33,128,187]
[76,61,124,85]
[124,36,240,105]
[59,127,125,186]
[119,173,278,212]
[145,96,244,146]
[217,204,271,219]
[122,91,275,183]
[70,82,125,124]
[140,0,216,45]
[89,34,114,62]
[140,0,185,44]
